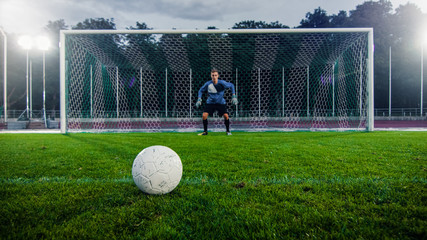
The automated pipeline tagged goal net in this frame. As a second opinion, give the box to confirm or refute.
[60,29,373,133]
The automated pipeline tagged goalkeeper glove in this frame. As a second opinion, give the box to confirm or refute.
[195,98,202,108]
[232,95,238,105]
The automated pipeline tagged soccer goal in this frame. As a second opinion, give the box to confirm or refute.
[60,28,373,133]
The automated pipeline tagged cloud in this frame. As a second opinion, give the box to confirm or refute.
[2,0,426,35]
[88,0,256,21]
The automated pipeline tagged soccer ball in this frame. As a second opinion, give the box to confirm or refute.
[132,145,183,195]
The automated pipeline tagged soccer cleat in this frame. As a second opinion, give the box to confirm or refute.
[198,131,208,136]
[226,132,232,136]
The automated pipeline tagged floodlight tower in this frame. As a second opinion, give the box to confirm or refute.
[0,28,6,123]
[389,45,392,117]
[37,36,50,127]
[18,35,33,119]
[421,34,427,117]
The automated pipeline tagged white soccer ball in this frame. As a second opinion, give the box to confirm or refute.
[132,145,183,195]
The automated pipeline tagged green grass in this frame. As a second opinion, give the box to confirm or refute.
[0,131,426,239]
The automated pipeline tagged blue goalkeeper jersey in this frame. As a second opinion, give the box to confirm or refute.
[198,80,236,105]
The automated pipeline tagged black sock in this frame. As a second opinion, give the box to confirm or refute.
[224,119,230,132]
[203,119,208,132]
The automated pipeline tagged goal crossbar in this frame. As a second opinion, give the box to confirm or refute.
[60,28,373,35]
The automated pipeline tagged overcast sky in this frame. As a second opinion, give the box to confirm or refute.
[0,0,426,35]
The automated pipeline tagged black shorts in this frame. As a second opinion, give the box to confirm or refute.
[203,104,228,117]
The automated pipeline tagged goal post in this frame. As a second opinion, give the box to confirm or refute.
[60,28,374,133]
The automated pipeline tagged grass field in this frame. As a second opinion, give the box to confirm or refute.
[0,131,426,239]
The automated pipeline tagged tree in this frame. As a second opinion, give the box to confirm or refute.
[232,20,289,29]
[127,21,155,43]
[45,19,68,33]
[347,0,393,28]
[73,18,116,30]
[346,0,394,108]
[44,19,68,52]
[298,7,331,28]
[4,34,27,110]
[330,11,348,27]
[389,3,427,108]
[42,20,69,111]
[128,21,151,31]
[392,3,426,46]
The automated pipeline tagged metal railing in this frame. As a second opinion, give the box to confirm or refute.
[1,108,426,120]
[375,108,427,117]
[4,110,60,120]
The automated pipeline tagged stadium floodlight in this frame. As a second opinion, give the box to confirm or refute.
[18,35,33,119]
[18,35,33,50]
[37,36,50,127]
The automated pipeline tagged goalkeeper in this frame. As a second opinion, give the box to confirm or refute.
[196,69,238,135]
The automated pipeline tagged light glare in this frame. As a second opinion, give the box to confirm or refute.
[36,36,50,51]
[18,35,33,50]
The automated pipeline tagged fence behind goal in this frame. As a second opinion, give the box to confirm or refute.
[60,29,373,133]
